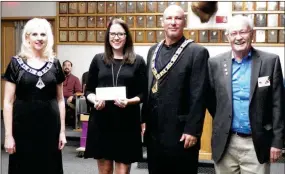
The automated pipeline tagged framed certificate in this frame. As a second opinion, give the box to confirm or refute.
[96,16,106,28]
[59,31,68,42]
[189,31,197,41]
[180,2,188,12]
[68,17,77,28]
[106,16,113,27]
[135,31,145,43]
[87,17,95,28]
[255,14,266,27]
[136,16,145,28]
[78,17,87,28]
[183,31,190,39]
[267,2,278,11]
[279,30,284,43]
[106,2,115,14]
[127,1,136,13]
[267,30,278,43]
[280,2,285,10]
[146,2,156,13]
[157,15,163,28]
[136,1,146,13]
[68,31,77,42]
[232,2,243,11]
[267,14,278,27]
[209,30,219,43]
[255,30,266,43]
[244,2,254,11]
[146,16,156,28]
[97,2,106,14]
[168,1,176,6]
[156,31,165,42]
[157,1,167,13]
[97,31,105,42]
[68,2,77,14]
[59,2,68,14]
[126,16,135,28]
[146,31,156,43]
[87,31,96,42]
[116,2,126,13]
[199,30,209,43]
[280,14,285,27]
[59,17,68,28]
[78,31,86,42]
[221,30,228,43]
[78,2,87,13]
[87,2,97,14]
[255,2,266,11]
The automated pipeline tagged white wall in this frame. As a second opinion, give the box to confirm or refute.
[57,45,285,80]
[1,2,56,17]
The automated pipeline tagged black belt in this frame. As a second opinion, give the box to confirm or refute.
[231,131,251,137]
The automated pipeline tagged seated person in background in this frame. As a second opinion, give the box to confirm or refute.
[63,60,82,127]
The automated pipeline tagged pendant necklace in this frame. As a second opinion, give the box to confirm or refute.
[111,61,123,87]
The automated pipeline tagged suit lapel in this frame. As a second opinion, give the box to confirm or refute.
[148,50,155,93]
[249,49,261,104]
[222,51,233,104]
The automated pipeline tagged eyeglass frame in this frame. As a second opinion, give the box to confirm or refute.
[227,30,253,38]
[109,32,126,38]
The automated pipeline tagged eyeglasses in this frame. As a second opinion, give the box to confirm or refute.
[228,30,252,37]
[109,32,126,38]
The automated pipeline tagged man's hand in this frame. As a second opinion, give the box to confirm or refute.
[180,133,197,149]
[67,96,73,103]
[270,147,282,163]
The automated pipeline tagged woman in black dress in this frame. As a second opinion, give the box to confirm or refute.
[3,18,66,174]
[84,18,147,173]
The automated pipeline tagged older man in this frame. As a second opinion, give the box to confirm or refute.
[141,5,209,174]
[207,15,284,174]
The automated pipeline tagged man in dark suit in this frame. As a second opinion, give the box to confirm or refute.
[207,15,284,174]
[141,5,209,174]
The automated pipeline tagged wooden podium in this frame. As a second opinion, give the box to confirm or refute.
[199,110,213,160]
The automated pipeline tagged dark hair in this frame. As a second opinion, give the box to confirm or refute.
[63,60,73,67]
[104,18,135,65]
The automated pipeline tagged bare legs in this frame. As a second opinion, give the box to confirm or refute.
[97,159,131,174]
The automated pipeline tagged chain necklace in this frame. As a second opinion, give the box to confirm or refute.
[111,62,123,87]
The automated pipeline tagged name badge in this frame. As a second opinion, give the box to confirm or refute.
[258,76,270,87]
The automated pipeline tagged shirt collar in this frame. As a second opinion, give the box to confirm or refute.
[232,49,252,62]
[163,36,186,49]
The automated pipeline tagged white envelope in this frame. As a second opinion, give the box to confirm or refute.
[258,76,270,87]
[96,86,126,100]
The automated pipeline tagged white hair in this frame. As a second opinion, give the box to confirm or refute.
[18,18,55,60]
[226,15,254,34]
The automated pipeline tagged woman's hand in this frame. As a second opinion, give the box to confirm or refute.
[94,100,105,110]
[58,132,67,150]
[4,135,16,154]
[114,99,128,108]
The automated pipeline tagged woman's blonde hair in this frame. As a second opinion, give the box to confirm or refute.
[18,18,55,60]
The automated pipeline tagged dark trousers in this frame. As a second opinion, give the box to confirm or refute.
[146,136,199,174]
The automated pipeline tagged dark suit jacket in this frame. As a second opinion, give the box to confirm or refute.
[142,41,209,150]
[207,48,284,163]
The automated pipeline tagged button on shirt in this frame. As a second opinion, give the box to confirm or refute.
[231,51,252,134]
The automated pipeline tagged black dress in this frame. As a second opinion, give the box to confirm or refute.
[84,53,147,164]
[4,57,65,174]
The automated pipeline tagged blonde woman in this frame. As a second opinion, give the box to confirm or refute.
[3,18,66,174]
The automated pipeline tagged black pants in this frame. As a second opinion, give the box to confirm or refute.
[146,137,199,174]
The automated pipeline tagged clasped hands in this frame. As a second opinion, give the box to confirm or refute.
[94,98,128,110]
